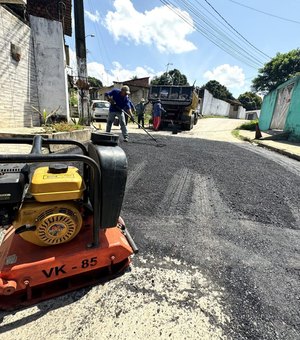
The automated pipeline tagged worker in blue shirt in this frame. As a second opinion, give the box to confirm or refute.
[152,99,166,131]
[104,85,134,142]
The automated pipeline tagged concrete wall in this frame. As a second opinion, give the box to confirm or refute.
[259,76,300,140]
[245,110,261,120]
[202,89,230,117]
[0,6,39,128]
[258,90,277,131]
[30,15,69,120]
[282,77,300,139]
[237,106,246,119]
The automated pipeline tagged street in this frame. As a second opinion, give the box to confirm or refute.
[1,119,299,339]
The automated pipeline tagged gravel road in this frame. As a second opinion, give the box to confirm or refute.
[1,119,299,339]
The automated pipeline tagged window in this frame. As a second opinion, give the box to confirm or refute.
[93,102,110,109]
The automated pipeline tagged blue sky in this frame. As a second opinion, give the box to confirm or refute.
[66,0,300,97]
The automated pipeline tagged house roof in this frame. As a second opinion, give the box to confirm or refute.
[225,98,243,106]
[115,77,150,88]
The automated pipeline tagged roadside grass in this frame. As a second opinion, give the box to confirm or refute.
[128,113,152,127]
[231,129,241,139]
[238,119,258,131]
[202,115,229,119]
[232,119,258,141]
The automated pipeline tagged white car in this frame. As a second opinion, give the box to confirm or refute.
[91,100,110,121]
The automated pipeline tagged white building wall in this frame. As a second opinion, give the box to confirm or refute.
[202,89,230,117]
[237,106,246,119]
[0,6,39,128]
[30,15,69,120]
[245,109,261,120]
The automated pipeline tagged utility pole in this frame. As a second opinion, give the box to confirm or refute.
[165,63,173,85]
[74,0,90,124]
[165,62,173,73]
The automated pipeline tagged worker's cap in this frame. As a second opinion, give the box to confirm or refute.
[121,85,130,94]
[141,98,145,102]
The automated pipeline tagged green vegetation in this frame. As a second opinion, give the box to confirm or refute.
[151,69,188,85]
[31,105,61,125]
[252,49,300,93]
[69,88,78,107]
[130,112,152,127]
[202,115,228,119]
[42,122,86,133]
[231,129,240,139]
[238,92,262,110]
[231,120,258,141]
[238,120,258,131]
[88,76,103,88]
[200,80,234,100]
[31,104,86,133]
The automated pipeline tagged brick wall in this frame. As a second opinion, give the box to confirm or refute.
[27,0,72,36]
[0,6,40,128]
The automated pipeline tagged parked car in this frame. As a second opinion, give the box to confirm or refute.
[91,100,110,121]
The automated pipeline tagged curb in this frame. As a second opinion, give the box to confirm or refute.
[236,131,300,162]
[255,141,300,162]
[0,129,91,154]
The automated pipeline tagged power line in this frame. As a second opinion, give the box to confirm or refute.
[87,0,112,71]
[160,0,265,69]
[172,0,262,67]
[162,0,264,67]
[203,0,271,59]
[229,0,300,25]
[184,0,269,63]
[183,0,269,65]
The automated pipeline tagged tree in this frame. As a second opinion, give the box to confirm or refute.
[88,76,103,88]
[151,69,188,85]
[238,92,262,110]
[201,80,234,100]
[252,49,300,93]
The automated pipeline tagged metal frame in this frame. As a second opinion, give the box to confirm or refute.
[0,136,101,247]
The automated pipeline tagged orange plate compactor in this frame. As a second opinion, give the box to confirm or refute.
[0,133,138,310]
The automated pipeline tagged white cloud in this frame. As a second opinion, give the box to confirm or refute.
[85,10,100,23]
[68,48,159,86]
[203,64,246,90]
[87,61,157,86]
[104,0,196,54]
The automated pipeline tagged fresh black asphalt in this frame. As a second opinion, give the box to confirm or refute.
[120,133,300,340]
[0,132,299,339]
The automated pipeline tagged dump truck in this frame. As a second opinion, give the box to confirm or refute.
[148,85,201,130]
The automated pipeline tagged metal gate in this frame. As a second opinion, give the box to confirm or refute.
[270,83,294,130]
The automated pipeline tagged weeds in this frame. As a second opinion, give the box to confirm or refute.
[42,122,85,133]
[202,115,229,119]
[231,129,240,139]
[238,120,258,131]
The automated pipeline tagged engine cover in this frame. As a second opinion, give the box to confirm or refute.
[13,202,83,246]
[29,165,85,202]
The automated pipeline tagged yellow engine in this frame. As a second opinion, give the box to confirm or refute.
[13,164,85,247]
